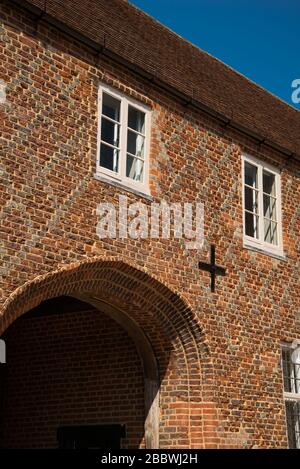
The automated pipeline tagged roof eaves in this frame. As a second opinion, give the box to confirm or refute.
[8,0,300,163]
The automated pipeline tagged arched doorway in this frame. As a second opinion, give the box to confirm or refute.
[0,259,217,448]
[0,296,150,448]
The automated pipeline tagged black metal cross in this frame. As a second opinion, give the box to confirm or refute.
[198,245,226,293]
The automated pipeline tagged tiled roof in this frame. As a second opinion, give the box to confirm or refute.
[10,0,300,158]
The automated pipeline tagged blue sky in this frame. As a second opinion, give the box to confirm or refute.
[129,0,300,109]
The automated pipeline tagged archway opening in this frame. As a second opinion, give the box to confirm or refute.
[0,295,155,449]
[0,259,215,448]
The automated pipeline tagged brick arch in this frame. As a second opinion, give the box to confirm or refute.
[0,257,217,448]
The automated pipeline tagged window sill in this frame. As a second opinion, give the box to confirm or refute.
[284,392,300,401]
[94,173,154,201]
[243,241,287,262]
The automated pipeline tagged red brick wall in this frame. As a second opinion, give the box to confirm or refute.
[0,297,145,448]
[0,0,299,448]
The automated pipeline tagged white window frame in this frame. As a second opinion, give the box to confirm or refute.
[281,343,300,449]
[242,153,283,257]
[96,84,151,196]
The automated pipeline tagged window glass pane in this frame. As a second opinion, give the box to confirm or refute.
[100,143,119,172]
[282,347,300,395]
[126,154,144,182]
[101,117,119,147]
[127,130,145,158]
[263,195,277,221]
[245,211,259,239]
[285,400,300,449]
[102,93,120,122]
[244,162,258,188]
[128,106,145,134]
[245,187,258,213]
[263,170,276,196]
[282,348,292,393]
[264,219,277,245]
[292,349,300,394]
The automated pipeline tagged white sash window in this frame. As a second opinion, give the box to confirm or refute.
[282,344,300,448]
[97,85,151,195]
[242,154,283,256]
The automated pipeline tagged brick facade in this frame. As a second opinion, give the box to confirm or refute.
[0,0,299,448]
